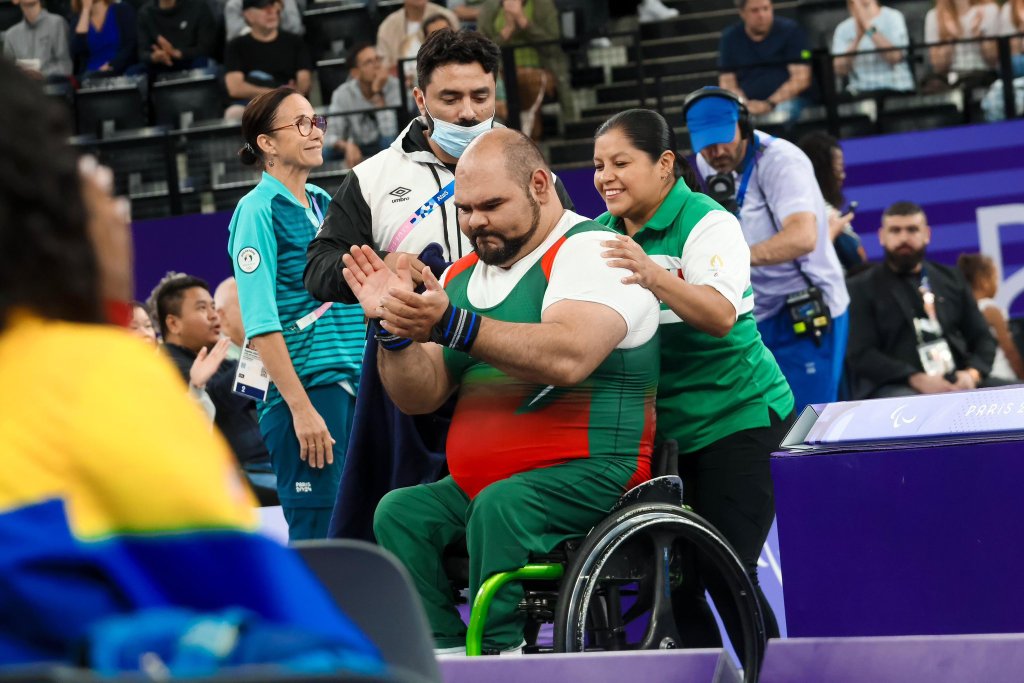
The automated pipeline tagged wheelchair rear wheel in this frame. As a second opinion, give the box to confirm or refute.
[552,502,766,682]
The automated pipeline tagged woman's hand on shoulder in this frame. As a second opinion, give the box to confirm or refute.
[601,234,666,292]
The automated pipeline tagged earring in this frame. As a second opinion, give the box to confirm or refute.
[268,157,275,168]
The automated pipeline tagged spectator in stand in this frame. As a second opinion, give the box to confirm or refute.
[719,0,811,123]
[376,0,459,79]
[214,276,245,349]
[957,253,1024,382]
[798,131,868,275]
[479,0,576,139]
[71,0,138,79]
[325,42,400,169]
[129,301,158,345]
[847,201,1003,398]
[422,12,452,36]
[223,0,301,40]
[223,0,311,120]
[149,272,278,474]
[3,0,73,81]
[998,0,1024,77]
[832,0,914,95]
[924,0,999,90]
[136,0,216,75]
[446,0,482,27]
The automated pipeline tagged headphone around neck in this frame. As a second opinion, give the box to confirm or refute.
[682,87,753,142]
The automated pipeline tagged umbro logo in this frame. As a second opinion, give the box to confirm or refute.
[390,187,411,198]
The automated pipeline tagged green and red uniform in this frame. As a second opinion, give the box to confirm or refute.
[374,212,660,651]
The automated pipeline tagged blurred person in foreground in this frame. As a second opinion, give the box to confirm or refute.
[0,58,380,673]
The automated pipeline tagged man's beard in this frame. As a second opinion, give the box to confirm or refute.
[471,194,541,266]
[884,245,926,274]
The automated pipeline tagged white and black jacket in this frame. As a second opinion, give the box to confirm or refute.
[304,117,575,304]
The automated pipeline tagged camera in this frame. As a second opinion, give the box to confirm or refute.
[705,173,738,214]
[786,287,831,343]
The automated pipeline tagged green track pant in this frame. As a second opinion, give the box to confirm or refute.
[373,457,640,651]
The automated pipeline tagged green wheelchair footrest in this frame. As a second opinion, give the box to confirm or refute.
[465,563,565,656]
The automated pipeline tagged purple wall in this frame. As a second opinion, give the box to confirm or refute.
[840,120,1024,316]
[133,210,235,301]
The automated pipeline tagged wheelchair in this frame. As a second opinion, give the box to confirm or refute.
[447,441,768,683]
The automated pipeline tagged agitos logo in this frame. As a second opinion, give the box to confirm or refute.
[890,404,917,429]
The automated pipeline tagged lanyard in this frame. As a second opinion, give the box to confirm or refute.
[387,178,456,252]
[735,134,761,212]
[310,195,324,225]
[919,269,939,323]
[286,195,330,333]
[912,267,944,345]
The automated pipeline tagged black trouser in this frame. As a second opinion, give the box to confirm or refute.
[671,409,794,658]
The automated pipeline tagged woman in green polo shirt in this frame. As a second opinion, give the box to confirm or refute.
[592,108,794,651]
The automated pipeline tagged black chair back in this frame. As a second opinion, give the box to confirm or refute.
[293,540,441,683]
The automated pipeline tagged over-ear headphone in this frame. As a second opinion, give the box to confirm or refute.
[682,87,752,141]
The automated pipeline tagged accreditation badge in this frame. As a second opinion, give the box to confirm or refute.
[233,337,271,401]
[917,339,955,377]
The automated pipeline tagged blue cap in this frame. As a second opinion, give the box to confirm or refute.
[685,90,740,153]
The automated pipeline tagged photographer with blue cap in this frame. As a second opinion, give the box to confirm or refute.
[684,86,850,411]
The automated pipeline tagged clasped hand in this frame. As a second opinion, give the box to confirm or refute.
[342,245,450,343]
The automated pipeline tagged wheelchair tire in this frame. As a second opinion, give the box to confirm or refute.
[552,502,766,683]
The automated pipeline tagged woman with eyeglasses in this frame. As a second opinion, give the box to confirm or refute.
[228,87,365,540]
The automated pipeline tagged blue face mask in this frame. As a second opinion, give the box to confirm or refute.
[425,106,494,159]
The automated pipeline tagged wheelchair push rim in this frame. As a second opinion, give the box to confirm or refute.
[552,502,766,683]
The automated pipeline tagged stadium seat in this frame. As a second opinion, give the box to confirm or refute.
[316,57,349,102]
[293,539,442,683]
[76,76,147,138]
[303,4,378,61]
[152,71,225,129]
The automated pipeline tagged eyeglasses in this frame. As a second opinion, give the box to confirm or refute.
[268,114,327,137]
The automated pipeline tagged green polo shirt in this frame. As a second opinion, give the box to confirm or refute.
[595,179,793,452]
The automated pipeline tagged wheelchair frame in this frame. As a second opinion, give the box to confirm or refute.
[460,441,768,683]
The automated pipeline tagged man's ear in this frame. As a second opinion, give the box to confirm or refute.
[413,86,426,118]
[531,168,553,202]
[164,313,180,337]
